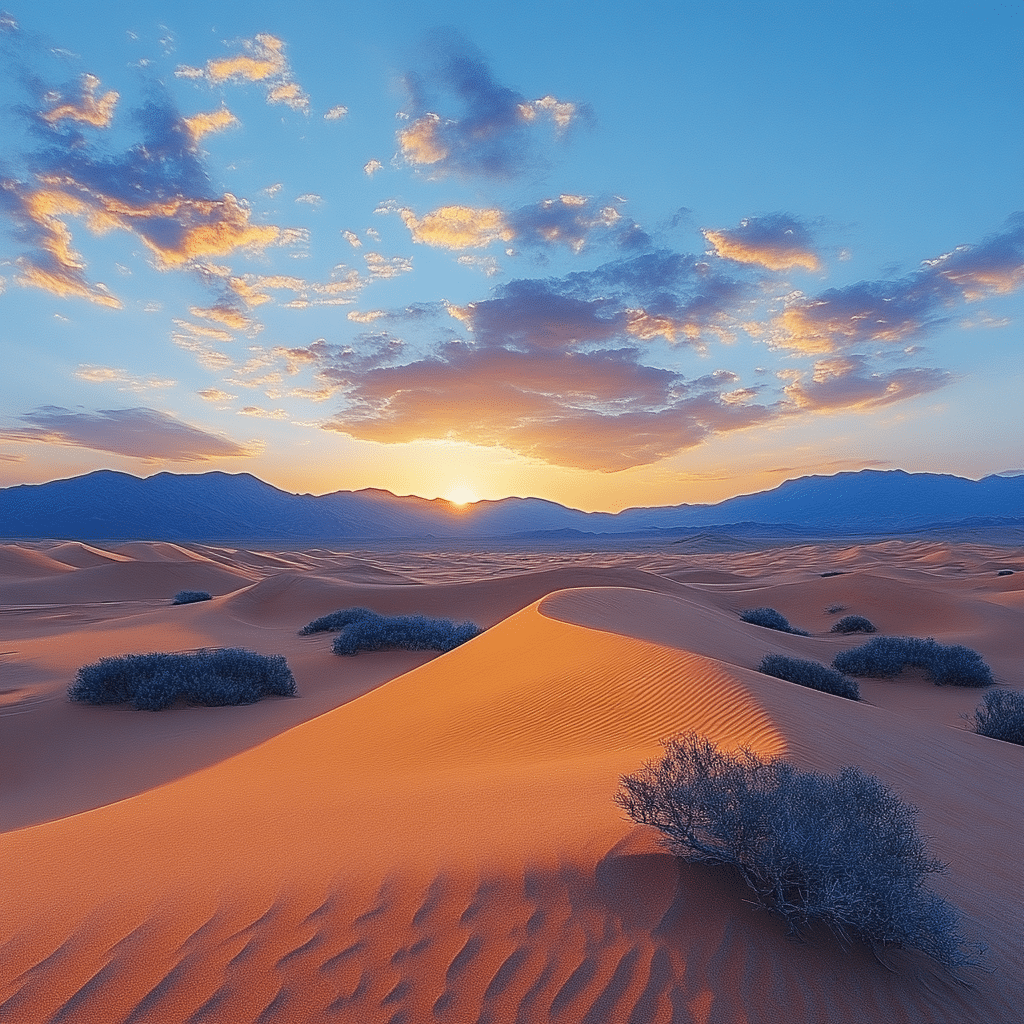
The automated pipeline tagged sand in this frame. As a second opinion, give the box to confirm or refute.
[1,537,1021,1023]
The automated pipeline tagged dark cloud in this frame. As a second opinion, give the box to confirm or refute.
[0,407,254,461]
[397,32,581,178]
[773,216,1024,353]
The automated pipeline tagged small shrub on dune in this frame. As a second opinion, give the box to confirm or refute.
[759,654,860,700]
[968,689,1024,745]
[833,636,993,688]
[617,733,976,967]
[68,649,297,711]
[830,614,877,634]
[172,590,212,605]
[299,606,376,635]
[739,607,810,636]
[331,611,483,656]
[824,603,846,615]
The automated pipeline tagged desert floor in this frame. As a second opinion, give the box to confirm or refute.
[1,536,1022,1024]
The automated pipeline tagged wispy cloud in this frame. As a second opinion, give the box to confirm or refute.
[40,73,119,127]
[74,365,177,391]
[176,33,310,114]
[397,32,581,178]
[770,216,1024,353]
[0,406,255,461]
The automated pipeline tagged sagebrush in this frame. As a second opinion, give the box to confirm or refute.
[299,606,376,635]
[172,590,212,605]
[617,733,975,966]
[759,654,860,700]
[833,636,993,687]
[830,614,877,634]
[968,689,1024,745]
[331,611,483,655]
[69,649,297,710]
[739,607,809,636]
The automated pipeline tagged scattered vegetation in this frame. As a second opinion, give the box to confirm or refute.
[759,654,860,700]
[830,614,877,634]
[819,571,845,578]
[299,606,376,635]
[968,689,1024,745]
[305,608,485,656]
[68,649,297,711]
[997,569,1014,576]
[824,603,847,615]
[172,590,212,605]
[617,733,976,967]
[833,636,993,688]
[738,607,810,636]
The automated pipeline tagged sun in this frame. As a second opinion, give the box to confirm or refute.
[446,484,478,506]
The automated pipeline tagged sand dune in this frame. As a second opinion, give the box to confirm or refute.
[1,539,1021,1023]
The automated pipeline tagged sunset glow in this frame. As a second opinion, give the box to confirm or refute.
[1,3,1021,510]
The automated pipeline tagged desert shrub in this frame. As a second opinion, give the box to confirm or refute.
[68,649,297,710]
[824,603,846,614]
[739,607,809,636]
[759,654,860,700]
[997,569,1014,576]
[833,636,993,688]
[616,733,975,967]
[299,606,377,635]
[331,611,483,656]
[172,590,212,605]
[820,571,845,578]
[968,689,1024,745]
[830,614,877,634]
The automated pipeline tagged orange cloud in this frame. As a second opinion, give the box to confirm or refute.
[41,74,118,128]
[703,214,820,272]
[177,34,310,114]
[182,107,239,142]
[398,204,512,249]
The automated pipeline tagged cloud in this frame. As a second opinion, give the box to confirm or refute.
[176,33,310,114]
[324,343,773,471]
[74,365,176,391]
[457,254,501,276]
[189,303,262,334]
[40,73,118,127]
[397,32,580,178]
[324,105,348,120]
[782,356,954,411]
[295,193,322,206]
[238,405,288,419]
[364,252,412,279]
[703,213,820,272]
[222,268,363,308]
[0,82,296,307]
[392,195,648,254]
[181,106,238,142]
[771,216,1024,353]
[363,159,383,176]
[0,406,254,461]
[197,388,237,402]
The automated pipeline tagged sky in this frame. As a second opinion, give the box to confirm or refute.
[0,1,1021,512]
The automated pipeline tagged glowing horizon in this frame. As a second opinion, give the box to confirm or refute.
[1,3,1021,514]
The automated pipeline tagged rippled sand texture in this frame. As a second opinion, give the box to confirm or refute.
[1,538,1022,1023]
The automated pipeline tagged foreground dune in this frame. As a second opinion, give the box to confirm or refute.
[1,539,1021,1023]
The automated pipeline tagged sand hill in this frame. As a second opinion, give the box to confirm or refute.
[1,538,1021,1023]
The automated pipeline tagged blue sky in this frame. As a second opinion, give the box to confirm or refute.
[1,1,1021,510]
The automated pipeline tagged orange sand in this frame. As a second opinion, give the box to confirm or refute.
[1,538,1021,1023]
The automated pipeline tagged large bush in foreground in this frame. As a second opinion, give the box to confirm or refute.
[739,607,809,636]
[617,734,974,967]
[969,689,1024,745]
[69,649,297,710]
[833,636,993,688]
[759,654,860,700]
[330,611,483,656]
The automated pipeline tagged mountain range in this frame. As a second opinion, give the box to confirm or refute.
[1,468,1023,542]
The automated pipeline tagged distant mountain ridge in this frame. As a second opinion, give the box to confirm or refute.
[1,469,1023,542]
